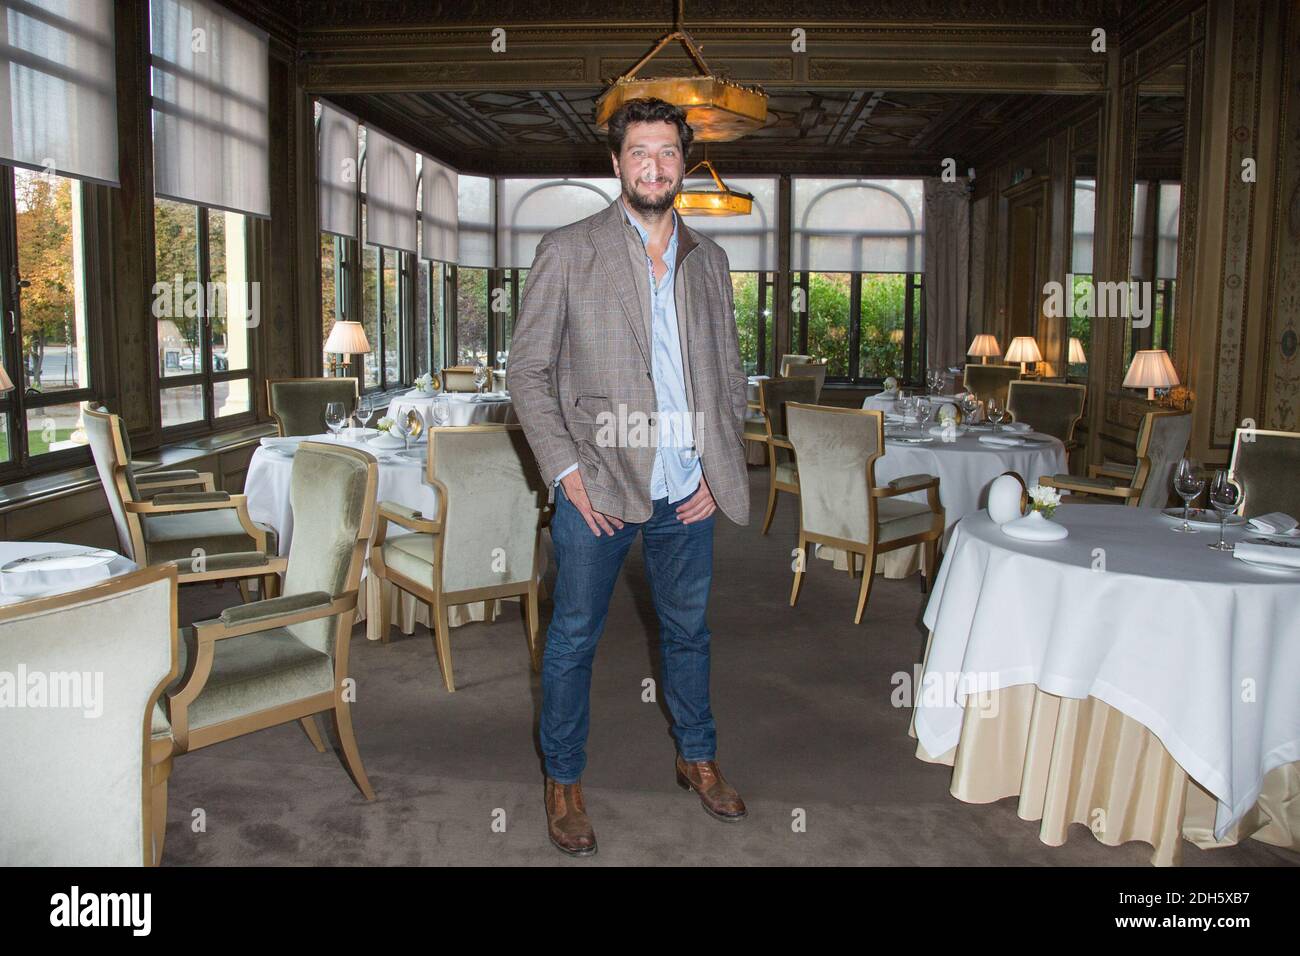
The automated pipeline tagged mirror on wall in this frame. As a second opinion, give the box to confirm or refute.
[1124,59,1186,364]
[1069,113,1099,382]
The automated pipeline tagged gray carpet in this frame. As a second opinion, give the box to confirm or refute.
[161,470,1298,866]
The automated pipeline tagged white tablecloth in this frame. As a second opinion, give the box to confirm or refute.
[862,392,964,413]
[914,504,1300,840]
[0,542,136,605]
[386,391,513,429]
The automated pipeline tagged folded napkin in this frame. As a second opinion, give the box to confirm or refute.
[978,435,1024,447]
[1003,421,1031,433]
[928,424,962,437]
[1233,537,1300,569]
[1247,512,1299,535]
[470,391,509,403]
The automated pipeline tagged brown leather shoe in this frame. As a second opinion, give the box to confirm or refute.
[545,778,597,856]
[675,756,747,822]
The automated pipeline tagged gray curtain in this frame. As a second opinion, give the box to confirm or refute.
[923,178,971,371]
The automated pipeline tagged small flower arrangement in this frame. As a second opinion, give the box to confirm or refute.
[1027,484,1062,519]
[376,416,395,433]
[415,372,435,394]
[883,375,899,393]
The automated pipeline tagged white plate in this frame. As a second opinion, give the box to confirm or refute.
[368,433,405,450]
[1235,555,1300,574]
[1,549,117,574]
[1161,508,1248,531]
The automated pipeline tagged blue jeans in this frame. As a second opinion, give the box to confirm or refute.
[540,483,717,783]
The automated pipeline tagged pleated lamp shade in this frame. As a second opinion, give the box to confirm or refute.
[1123,349,1179,400]
[1068,337,1088,364]
[0,363,13,393]
[1004,336,1043,373]
[967,334,1001,365]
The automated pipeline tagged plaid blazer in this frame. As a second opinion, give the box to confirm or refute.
[508,198,750,525]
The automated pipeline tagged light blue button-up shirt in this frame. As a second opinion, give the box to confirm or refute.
[621,199,701,503]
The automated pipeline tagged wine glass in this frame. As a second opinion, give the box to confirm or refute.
[960,392,980,423]
[987,397,1003,432]
[1207,470,1240,552]
[354,394,372,434]
[430,397,449,428]
[473,361,487,392]
[917,397,934,429]
[496,350,506,370]
[1171,457,1205,533]
[324,401,347,442]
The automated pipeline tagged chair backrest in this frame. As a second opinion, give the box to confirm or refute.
[759,377,819,441]
[490,369,508,392]
[1007,381,1086,445]
[428,425,546,595]
[282,442,378,655]
[786,403,883,546]
[963,364,1022,407]
[442,366,479,392]
[1229,428,1300,518]
[779,354,814,376]
[0,565,177,865]
[1135,409,1193,509]
[786,362,828,400]
[82,404,141,559]
[267,378,359,437]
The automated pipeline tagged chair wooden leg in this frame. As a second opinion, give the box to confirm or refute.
[329,704,375,800]
[761,474,779,535]
[523,584,541,672]
[374,575,392,644]
[262,573,281,599]
[790,531,807,607]
[847,551,857,578]
[300,714,326,753]
[853,546,877,624]
[150,776,168,866]
[432,597,455,692]
[237,579,253,603]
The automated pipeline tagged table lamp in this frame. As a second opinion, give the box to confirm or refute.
[1004,336,1043,374]
[967,334,1001,365]
[1068,337,1088,364]
[1123,349,1179,401]
[324,320,371,378]
[0,363,13,394]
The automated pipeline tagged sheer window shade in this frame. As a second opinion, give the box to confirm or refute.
[363,128,415,253]
[1157,182,1180,280]
[0,0,118,186]
[1072,178,1096,275]
[791,177,924,273]
[497,177,618,269]
[682,175,776,272]
[457,174,494,268]
[318,101,357,238]
[150,0,269,217]
[421,154,457,263]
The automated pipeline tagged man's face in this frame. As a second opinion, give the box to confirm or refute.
[612,120,685,215]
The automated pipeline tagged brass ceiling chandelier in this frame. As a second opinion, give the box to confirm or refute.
[675,155,753,217]
[594,0,769,143]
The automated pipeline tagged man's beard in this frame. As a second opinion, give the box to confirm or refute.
[621,171,681,215]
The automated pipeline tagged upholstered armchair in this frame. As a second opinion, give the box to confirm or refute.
[758,377,820,534]
[1228,427,1300,517]
[267,377,360,437]
[441,366,479,392]
[785,404,945,624]
[963,363,1022,408]
[786,360,829,400]
[0,565,179,866]
[164,442,380,800]
[779,353,814,376]
[1007,381,1087,456]
[1040,409,1192,507]
[84,405,283,592]
[368,424,548,692]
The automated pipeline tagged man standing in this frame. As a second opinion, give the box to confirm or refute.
[509,97,750,856]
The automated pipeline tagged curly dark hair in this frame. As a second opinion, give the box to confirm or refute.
[605,97,695,158]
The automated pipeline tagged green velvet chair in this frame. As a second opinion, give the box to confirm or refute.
[1007,381,1087,456]
[369,424,548,692]
[1040,409,1192,508]
[963,363,1022,409]
[0,564,179,866]
[785,404,945,624]
[164,442,380,799]
[786,360,829,400]
[267,377,360,436]
[1228,427,1300,518]
[759,377,819,534]
[83,405,283,592]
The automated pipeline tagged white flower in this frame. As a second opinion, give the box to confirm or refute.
[376,416,395,432]
[883,376,899,392]
[1028,485,1061,508]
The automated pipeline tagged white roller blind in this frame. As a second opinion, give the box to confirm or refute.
[150,0,269,217]
[0,0,118,186]
[363,128,415,253]
[317,100,357,238]
[791,177,924,273]
[421,153,457,263]
[457,174,494,268]
[1157,181,1181,280]
[681,175,776,272]
[1071,178,1096,275]
[497,177,617,269]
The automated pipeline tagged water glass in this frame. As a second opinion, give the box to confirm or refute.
[1207,470,1240,552]
[473,362,487,392]
[324,401,347,441]
[1171,457,1205,533]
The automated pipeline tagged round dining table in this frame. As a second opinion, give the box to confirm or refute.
[912,504,1300,864]
[243,432,547,640]
[385,390,513,428]
[0,541,137,606]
